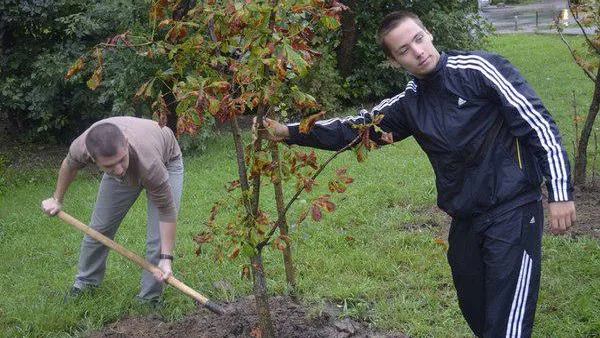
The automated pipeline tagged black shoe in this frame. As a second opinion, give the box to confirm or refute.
[63,285,96,302]
[133,295,164,310]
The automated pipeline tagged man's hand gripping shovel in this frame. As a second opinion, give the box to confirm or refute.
[55,211,224,315]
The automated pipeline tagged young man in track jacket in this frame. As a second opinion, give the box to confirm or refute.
[258,11,576,338]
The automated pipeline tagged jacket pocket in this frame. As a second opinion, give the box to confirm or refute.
[468,143,529,213]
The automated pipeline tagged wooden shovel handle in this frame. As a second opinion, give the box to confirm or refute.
[57,211,224,315]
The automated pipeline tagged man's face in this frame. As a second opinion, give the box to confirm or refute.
[94,143,129,179]
[383,18,440,78]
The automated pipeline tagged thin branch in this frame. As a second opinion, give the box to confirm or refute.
[568,1,600,55]
[98,41,154,49]
[557,30,596,81]
[250,0,280,216]
[256,134,361,250]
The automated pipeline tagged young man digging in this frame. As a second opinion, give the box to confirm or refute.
[41,116,183,306]
[257,10,576,338]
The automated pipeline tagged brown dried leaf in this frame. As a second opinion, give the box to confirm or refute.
[310,204,322,222]
[299,111,326,134]
[193,231,214,244]
[228,247,240,259]
[65,57,85,79]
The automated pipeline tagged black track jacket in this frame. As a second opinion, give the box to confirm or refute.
[286,51,573,220]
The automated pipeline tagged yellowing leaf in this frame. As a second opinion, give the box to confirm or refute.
[65,57,85,79]
[86,68,102,90]
[321,200,335,212]
[284,44,308,76]
[208,81,231,93]
[355,144,366,162]
[321,15,340,30]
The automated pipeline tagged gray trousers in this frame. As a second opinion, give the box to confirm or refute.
[73,156,183,300]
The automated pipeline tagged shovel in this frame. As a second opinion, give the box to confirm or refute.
[56,211,224,315]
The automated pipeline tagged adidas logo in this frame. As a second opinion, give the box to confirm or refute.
[458,97,467,107]
[529,216,535,224]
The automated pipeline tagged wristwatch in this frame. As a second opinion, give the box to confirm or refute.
[159,254,174,261]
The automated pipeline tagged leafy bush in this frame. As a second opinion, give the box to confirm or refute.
[1,0,491,144]
[0,0,161,143]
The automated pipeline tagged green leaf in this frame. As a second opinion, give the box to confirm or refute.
[208,97,220,115]
[185,76,201,88]
[283,44,308,76]
[321,15,340,30]
[241,241,257,257]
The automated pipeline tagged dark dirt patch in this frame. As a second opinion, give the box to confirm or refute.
[559,185,600,239]
[401,183,600,240]
[86,296,408,338]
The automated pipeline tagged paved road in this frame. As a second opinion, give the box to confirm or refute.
[480,0,596,34]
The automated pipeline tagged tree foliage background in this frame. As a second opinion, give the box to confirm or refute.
[338,0,490,105]
[0,0,162,142]
[0,0,489,143]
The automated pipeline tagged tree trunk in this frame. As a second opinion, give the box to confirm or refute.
[0,15,8,54]
[251,104,267,216]
[230,116,276,338]
[336,0,358,78]
[269,141,296,290]
[250,252,276,338]
[164,91,178,134]
[230,116,252,212]
[573,66,600,186]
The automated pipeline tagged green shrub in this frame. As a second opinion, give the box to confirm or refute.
[0,0,162,143]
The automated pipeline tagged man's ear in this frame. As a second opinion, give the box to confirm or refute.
[387,57,402,69]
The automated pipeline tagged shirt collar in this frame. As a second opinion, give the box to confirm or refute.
[415,51,446,85]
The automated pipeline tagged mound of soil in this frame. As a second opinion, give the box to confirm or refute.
[87,296,408,338]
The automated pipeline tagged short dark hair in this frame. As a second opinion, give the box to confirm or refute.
[85,122,126,159]
[377,11,427,59]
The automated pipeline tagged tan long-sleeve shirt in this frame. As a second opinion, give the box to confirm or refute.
[65,116,182,222]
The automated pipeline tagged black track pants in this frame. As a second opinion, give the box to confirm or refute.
[447,200,543,338]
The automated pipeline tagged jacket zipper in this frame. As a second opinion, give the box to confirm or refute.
[516,138,523,169]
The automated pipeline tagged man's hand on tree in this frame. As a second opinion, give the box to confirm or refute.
[252,117,290,142]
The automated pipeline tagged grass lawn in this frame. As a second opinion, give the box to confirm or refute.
[0,34,598,337]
